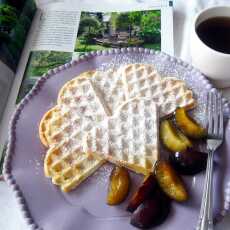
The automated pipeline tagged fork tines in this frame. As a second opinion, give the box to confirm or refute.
[206,91,224,139]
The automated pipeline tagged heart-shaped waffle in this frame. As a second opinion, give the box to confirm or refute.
[43,73,109,192]
[83,98,159,175]
[120,63,196,116]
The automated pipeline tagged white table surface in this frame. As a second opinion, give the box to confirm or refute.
[1,0,230,229]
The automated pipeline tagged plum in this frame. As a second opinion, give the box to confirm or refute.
[175,108,206,139]
[155,160,188,202]
[107,166,130,205]
[169,148,207,175]
[127,174,157,212]
[160,120,192,152]
[130,189,171,229]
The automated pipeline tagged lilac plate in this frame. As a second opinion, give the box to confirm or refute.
[3,48,230,230]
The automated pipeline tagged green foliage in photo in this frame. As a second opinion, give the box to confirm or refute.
[0,4,18,25]
[24,51,72,77]
[142,43,161,50]
[78,15,105,45]
[75,39,108,52]
[139,10,161,43]
[0,4,18,41]
[0,0,36,71]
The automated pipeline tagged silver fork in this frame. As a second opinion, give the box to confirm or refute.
[197,91,224,230]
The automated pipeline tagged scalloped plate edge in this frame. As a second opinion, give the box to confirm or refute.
[3,47,230,230]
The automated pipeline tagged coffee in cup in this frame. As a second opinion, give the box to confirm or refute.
[191,6,230,88]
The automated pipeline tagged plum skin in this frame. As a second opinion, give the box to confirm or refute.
[130,189,171,229]
[127,174,158,213]
[169,149,207,175]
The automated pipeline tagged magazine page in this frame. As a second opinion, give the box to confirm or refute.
[0,0,173,171]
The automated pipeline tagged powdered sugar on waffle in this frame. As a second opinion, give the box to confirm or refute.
[91,69,126,115]
[83,98,159,175]
[121,63,162,99]
[120,63,196,117]
[56,77,109,150]
[44,77,108,192]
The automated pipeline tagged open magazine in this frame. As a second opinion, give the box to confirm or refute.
[0,0,174,172]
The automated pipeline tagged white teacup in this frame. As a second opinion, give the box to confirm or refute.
[191,6,230,88]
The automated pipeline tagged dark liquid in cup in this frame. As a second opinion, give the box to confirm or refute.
[196,17,230,54]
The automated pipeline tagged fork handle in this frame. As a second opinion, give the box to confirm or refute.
[197,150,214,230]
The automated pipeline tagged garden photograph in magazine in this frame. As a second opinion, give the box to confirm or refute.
[75,10,161,56]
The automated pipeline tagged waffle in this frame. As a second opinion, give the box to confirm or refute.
[44,145,104,192]
[57,70,95,104]
[42,73,109,192]
[91,69,126,115]
[83,98,159,175]
[39,71,99,147]
[120,63,162,99]
[40,106,106,192]
[54,76,109,145]
[39,106,62,147]
[120,63,196,116]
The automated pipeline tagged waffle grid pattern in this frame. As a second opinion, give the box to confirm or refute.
[91,70,126,115]
[45,145,104,192]
[84,98,159,175]
[121,64,196,117]
[43,76,108,192]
